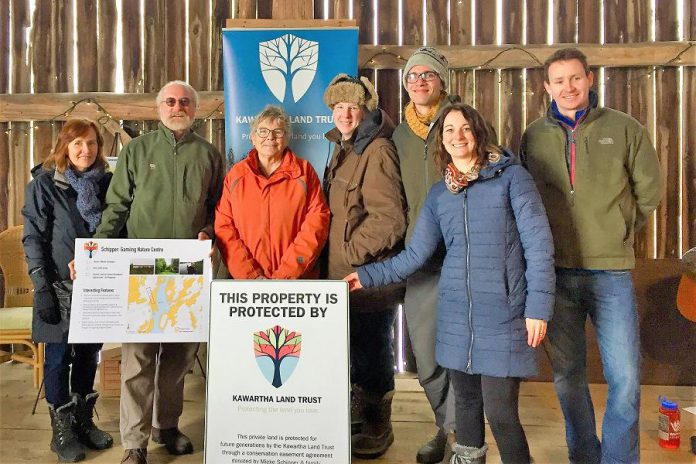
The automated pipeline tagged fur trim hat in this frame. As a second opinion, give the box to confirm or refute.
[403,46,449,91]
[323,74,378,112]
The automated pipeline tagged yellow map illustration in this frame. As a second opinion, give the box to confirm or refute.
[127,275,204,334]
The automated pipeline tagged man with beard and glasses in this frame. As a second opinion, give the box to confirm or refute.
[95,81,224,464]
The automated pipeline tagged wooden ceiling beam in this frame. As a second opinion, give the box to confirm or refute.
[2,41,693,123]
[0,91,225,123]
[359,41,696,69]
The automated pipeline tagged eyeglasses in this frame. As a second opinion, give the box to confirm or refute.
[405,71,438,84]
[255,128,286,138]
[162,97,192,107]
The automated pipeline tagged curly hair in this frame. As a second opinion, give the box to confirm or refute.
[42,119,108,173]
[431,103,501,175]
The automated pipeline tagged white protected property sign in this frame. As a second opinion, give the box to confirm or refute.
[204,280,350,464]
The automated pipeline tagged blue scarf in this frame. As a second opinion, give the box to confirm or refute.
[63,167,105,233]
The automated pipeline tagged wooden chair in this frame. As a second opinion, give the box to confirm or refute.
[0,225,44,389]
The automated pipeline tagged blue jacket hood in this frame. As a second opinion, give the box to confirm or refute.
[478,147,519,180]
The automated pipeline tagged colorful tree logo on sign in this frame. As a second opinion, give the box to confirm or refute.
[253,325,302,388]
[83,241,98,258]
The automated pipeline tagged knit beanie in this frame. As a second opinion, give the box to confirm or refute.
[402,46,449,91]
[323,74,379,112]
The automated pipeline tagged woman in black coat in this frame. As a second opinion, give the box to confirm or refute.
[22,119,114,462]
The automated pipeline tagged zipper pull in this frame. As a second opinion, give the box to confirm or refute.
[570,189,575,206]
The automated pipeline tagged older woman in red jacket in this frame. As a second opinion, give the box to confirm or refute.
[215,105,329,279]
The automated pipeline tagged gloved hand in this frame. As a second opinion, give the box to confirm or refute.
[34,288,60,324]
[29,267,60,325]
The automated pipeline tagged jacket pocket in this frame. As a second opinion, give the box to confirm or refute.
[342,182,363,241]
[180,164,210,204]
[617,201,636,245]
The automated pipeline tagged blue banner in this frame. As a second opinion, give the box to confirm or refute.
[222,27,359,175]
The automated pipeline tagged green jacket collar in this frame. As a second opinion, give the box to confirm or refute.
[157,122,195,146]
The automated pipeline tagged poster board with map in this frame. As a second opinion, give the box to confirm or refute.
[68,238,212,343]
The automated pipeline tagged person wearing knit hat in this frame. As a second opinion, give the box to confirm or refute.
[392,47,460,464]
[402,46,450,91]
[323,74,407,459]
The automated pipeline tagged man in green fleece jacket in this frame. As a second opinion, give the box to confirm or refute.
[521,48,662,464]
[392,47,459,464]
[95,81,224,464]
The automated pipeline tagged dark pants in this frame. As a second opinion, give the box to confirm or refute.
[405,270,455,432]
[450,369,530,464]
[350,309,396,396]
[44,342,102,407]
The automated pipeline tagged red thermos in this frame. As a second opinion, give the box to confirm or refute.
[658,396,680,449]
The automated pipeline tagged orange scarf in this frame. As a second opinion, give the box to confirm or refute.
[404,93,446,140]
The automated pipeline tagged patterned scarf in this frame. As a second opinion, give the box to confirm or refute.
[404,92,446,140]
[444,152,502,193]
[63,167,105,233]
[444,162,480,193]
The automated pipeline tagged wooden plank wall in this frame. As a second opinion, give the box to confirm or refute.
[1,0,694,381]
[2,0,693,256]
[687,0,696,250]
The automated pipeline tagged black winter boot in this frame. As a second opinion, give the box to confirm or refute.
[351,385,365,435]
[417,428,448,463]
[73,392,114,449]
[351,390,395,459]
[48,398,86,462]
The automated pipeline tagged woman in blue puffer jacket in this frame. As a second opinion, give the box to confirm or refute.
[345,103,555,464]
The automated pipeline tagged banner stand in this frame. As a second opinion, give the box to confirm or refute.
[221,20,359,176]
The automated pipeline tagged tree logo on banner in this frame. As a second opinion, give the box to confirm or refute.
[259,34,319,103]
[253,325,302,388]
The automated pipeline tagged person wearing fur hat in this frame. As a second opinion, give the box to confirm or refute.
[393,46,460,464]
[322,74,407,459]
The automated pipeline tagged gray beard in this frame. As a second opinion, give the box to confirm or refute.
[164,115,193,132]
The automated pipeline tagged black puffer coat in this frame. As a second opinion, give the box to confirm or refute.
[21,166,112,343]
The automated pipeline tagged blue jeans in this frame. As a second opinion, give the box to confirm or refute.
[350,309,396,396]
[44,342,102,407]
[546,269,640,464]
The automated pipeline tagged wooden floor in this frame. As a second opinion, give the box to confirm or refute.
[0,362,694,463]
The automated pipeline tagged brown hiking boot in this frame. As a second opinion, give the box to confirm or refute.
[120,448,147,464]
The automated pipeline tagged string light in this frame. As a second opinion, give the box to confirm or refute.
[3,97,224,136]
[360,41,696,71]
[3,40,693,135]
[192,101,225,131]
